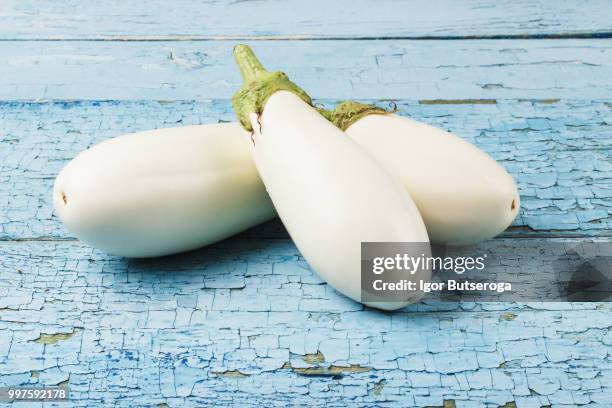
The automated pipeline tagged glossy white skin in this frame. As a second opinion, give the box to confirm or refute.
[53,123,275,258]
[249,91,430,310]
[55,110,518,258]
[346,114,520,245]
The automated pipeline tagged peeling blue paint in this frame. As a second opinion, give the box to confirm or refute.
[1,2,611,405]
[1,99,610,241]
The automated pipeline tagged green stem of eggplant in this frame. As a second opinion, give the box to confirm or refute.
[233,44,268,82]
[232,44,313,132]
[318,100,392,131]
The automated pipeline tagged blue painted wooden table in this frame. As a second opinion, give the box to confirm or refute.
[0,1,611,407]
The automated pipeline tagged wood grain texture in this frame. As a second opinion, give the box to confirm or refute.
[1,238,611,407]
[0,40,611,100]
[1,99,610,240]
[0,0,610,39]
[1,2,611,407]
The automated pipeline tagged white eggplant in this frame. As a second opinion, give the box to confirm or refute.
[232,45,429,310]
[54,70,519,259]
[324,102,519,245]
[53,123,275,258]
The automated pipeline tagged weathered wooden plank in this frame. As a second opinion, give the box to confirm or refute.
[0,0,610,39]
[0,238,610,407]
[0,40,611,100]
[0,3,608,407]
[1,99,610,240]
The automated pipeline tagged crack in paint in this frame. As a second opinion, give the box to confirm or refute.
[32,328,80,345]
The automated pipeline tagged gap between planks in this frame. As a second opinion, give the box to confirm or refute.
[1,233,611,243]
[1,32,612,42]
